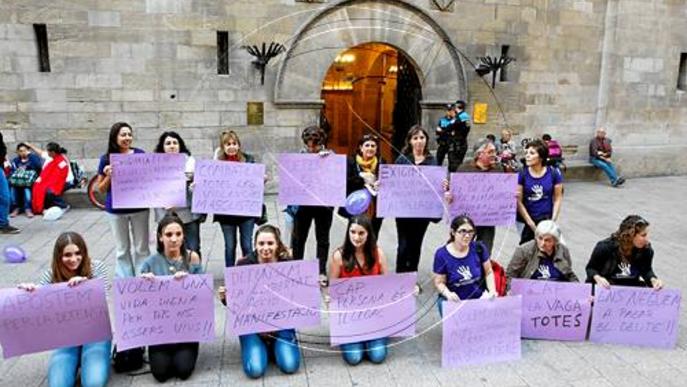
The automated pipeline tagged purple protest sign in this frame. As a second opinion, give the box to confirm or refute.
[589,286,681,349]
[442,296,522,368]
[225,260,321,336]
[329,272,416,346]
[111,153,186,209]
[277,153,346,206]
[510,279,592,341]
[113,275,215,351]
[191,160,265,217]
[377,165,446,218]
[0,279,111,358]
[449,173,517,226]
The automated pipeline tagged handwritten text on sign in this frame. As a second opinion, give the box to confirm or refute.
[191,160,265,217]
[0,280,111,358]
[225,260,321,336]
[329,272,416,346]
[442,296,522,368]
[377,165,446,218]
[113,275,215,351]
[111,153,187,209]
[277,154,346,207]
[449,173,517,226]
[589,286,681,349]
[510,279,592,341]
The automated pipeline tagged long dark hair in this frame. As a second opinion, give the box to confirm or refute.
[107,122,132,155]
[340,215,377,274]
[154,131,191,155]
[447,215,476,244]
[612,215,650,259]
[46,142,67,155]
[156,214,190,267]
[51,232,93,283]
[401,125,430,157]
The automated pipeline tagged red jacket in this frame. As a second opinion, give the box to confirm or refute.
[32,154,69,214]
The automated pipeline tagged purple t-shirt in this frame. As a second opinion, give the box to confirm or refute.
[433,241,488,300]
[97,148,146,214]
[518,166,563,221]
[530,257,565,281]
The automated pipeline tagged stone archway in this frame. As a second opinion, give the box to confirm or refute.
[274,0,467,107]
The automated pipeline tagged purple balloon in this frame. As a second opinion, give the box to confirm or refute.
[3,245,27,263]
[345,189,372,216]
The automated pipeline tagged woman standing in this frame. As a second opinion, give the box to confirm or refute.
[338,133,385,237]
[506,220,578,285]
[516,139,563,245]
[18,232,111,387]
[329,215,390,365]
[394,126,437,292]
[139,215,203,382]
[586,215,663,289]
[213,130,256,267]
[291,126,335,286]
[433,215,497,315]
[153,131,204,255]
[219,224,301,378]
[96,122,150,277]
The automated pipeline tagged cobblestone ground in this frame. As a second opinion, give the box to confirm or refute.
[1,176,686,386]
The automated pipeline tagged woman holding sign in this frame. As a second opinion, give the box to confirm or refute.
[329,215,390,365]
[139,214,203,382]
[394,126,438,293]
[219,224,302,378]
[433,215,497,315]
[506,220,579,285]
[585,215,663,289]
[213,130,257,267]
[154,131,204,256]
[18,232,111,387]
[338,133,386,237]
[516,139,564,245]
[96,122,150,278]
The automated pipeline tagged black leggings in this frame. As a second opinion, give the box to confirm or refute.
[395,218,431,274]
[291,206,334,275]
[148,342,199,382]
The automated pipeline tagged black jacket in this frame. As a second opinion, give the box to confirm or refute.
[585,237,656,285]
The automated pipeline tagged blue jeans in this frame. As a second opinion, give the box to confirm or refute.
[220,219,255,267]
[590,158,619,184]
[10,186,31,211]
[48,340,111,387]
[340,338,388,365]
[239,329,300,378]
[0,173,9,227]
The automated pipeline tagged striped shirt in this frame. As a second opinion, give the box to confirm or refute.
[38,259,111,290]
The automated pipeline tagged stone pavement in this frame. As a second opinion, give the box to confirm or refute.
[1,176,686,387]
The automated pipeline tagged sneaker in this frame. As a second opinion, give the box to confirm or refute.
[616,177,626,186]
[9,209,19,218]
[0,225,20,234]
[25,210,34,218]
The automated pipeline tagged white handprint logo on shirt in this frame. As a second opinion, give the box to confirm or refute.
[618,262,632,277]
[537,264,551,279]
[529,184,544,202]
[457,266,473,281]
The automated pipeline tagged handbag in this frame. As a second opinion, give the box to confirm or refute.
[8,168,38,187]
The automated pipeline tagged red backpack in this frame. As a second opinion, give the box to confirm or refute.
[547,139,563,158]
[490,260,508,297]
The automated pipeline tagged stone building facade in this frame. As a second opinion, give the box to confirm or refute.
[1,0,686,182]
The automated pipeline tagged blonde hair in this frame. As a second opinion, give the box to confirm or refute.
[217,130,246,162]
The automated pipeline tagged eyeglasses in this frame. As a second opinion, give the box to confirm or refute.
[456,229,475,236]
[361,134,379,142]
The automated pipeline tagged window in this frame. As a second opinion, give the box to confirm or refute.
[499,45,510,82]
[33,24,50,72]
[217,31,229,75]
[678,52,687,91]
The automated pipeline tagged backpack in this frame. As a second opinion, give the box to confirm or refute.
[547,140,562,158]
[475,242,507,297]
[68,160,86,189]
[112,346,145,373]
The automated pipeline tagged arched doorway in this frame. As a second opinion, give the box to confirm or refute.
[320,43,422,161]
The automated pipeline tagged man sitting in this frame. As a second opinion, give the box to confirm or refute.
[589,127,625,187]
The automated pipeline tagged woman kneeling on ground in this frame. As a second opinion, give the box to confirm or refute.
[139,215,203,382]
[219,224,302,378]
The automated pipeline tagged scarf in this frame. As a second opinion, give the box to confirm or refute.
[355,155,378,173]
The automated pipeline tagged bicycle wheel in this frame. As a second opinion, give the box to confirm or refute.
[87,175,106,210]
